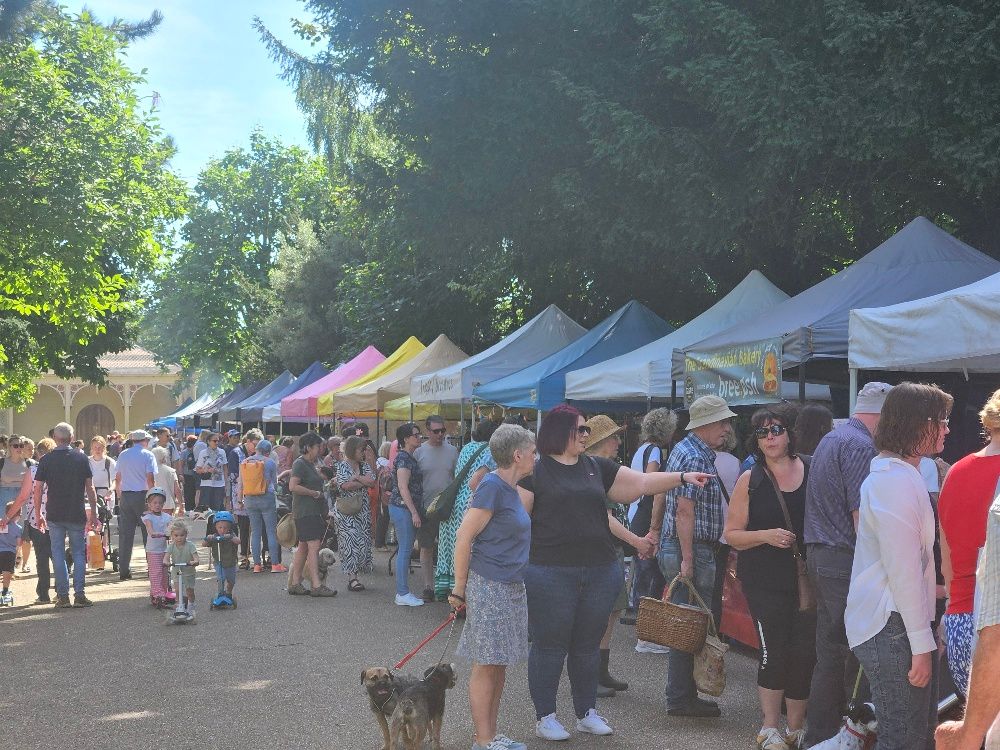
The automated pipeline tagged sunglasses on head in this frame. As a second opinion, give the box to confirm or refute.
[576,425,592,436]
[754,424,787,439]
[430,427,447,435]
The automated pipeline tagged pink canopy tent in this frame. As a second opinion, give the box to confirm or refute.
[280,346,385,420]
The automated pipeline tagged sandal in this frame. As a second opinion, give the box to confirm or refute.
[348,579,365,592]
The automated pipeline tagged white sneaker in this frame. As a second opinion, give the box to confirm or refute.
[635,639,670,653]
[535,713,570,741]
[756,727,787,750]
[576,709,613,736]
[395,593,424,607]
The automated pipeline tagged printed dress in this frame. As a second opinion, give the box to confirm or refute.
[434,442,496,599]
[334,460,374,576]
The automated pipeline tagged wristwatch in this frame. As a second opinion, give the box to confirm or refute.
[680,471,686,484]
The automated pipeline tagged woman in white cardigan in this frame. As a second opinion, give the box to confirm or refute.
[846,382,952,750]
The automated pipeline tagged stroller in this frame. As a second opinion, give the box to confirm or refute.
[96,494,118,571]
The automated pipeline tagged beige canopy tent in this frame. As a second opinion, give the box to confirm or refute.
[333,334,469,416]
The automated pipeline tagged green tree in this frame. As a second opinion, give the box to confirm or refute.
[261,0,1000,344]
[0,4,185,407]
[142,131,333,387]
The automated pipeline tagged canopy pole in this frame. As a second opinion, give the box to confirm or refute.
[798,363,806,403]
[410,402,415,422]
[849,368,858,415]
[469,400,476,433]
[375,410,381,444]
[459,400,465,448]
[536,409,542,433]
[670,380,677,409]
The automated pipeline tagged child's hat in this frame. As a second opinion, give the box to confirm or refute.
[212,510,236,525]
[146,486,166,499]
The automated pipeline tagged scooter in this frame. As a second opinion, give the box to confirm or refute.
[165,562,195,624]
[210,591,237,610]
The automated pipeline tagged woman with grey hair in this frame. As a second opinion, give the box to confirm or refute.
[630,407,678,651]
[449,424,537,750]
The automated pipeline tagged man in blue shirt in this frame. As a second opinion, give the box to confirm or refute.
[802,382,891,746]
[659,395,735,718]
[114,429,157,581]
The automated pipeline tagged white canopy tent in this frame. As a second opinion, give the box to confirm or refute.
[565,271,789,401]
[849,270,1000,373]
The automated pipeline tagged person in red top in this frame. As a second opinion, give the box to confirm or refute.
[938,388,1000,697]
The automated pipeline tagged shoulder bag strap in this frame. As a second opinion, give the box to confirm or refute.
[454,443,490,485]
[762,460,805,561]
[709,455,731,505]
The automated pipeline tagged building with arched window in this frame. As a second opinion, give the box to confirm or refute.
[6,348,189,444]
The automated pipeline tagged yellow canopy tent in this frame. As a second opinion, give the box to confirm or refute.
[333,334,468,416]
[315,336,425,417]
[381,396,465,421]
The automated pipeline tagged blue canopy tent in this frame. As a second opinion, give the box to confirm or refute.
[217,370,295,423]
[474,300,673,411]
[195,381,266,425]
[255,361,330,422]
[149,393,215,430]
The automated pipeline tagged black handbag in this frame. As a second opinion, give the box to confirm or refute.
[425,444,490,523]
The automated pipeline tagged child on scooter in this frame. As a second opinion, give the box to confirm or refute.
[163,519,198,616]
[0,502,23,606]
[203,510,239,607]
[142,488,173,607]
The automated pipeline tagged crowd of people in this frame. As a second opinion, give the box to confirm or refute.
[3,381,1000,749]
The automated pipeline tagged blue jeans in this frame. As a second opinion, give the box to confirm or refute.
[49,520,87,597]
[118,490,148,576]
[388,504,416,596]
[657,538,717,709]
[852,612,937,750]
[524,560,623,719]
[245,494,280,565]
[631,555,666,609]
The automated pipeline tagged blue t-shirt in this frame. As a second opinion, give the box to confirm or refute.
[116,445,158,492]
[469,473,531,584]
[0,520,22,553]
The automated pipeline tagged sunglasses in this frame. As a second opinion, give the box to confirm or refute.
[576,425,592,436]
[429,428,447,435]
[9,443,23,449]
[410,432,424,439]
[754,424,787,439]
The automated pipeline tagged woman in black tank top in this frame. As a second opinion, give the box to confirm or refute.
[724,405,816,750]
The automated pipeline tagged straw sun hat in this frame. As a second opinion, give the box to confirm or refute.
[583,415,624,449]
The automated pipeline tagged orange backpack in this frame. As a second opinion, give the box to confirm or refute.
[240,459,267,496]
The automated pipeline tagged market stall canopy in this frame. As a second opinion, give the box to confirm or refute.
[218,370,294,422]
[410,304,586,403]
[685,217,1000,370]
[281,346,385,421]
[255,361,330,422]
[316,337,425,417]
[197,381,266,421]
[475,300,673,410]
[334,335,468,415]
[849,270,1000,372]
[382,396,465,421]
[150,393,215,428]
[565,271,788,401]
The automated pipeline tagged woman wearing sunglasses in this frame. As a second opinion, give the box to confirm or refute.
[724,403,815,750]
[521,404,712,740]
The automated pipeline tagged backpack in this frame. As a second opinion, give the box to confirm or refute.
[240,458,267,496]
[377,463,394,496]
[629,443,665,538]
[185,448,196,473]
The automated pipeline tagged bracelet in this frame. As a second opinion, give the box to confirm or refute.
[449,592,465,602]
[679,472,686,485]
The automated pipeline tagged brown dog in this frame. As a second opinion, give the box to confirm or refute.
[362,667,397,750]
[389,692,430,750]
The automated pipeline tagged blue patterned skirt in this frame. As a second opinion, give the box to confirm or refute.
[456,570,529,666]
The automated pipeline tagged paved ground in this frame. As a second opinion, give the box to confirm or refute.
[2,520,762,750]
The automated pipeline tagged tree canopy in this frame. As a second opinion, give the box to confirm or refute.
[0,3,185,407]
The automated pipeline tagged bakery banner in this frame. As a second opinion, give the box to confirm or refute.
[684,338,783,407]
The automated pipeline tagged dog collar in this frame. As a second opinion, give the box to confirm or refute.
[374,689,395,712]
[845,724,868,741]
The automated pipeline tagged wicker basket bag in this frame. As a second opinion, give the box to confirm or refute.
[636,575,711,654]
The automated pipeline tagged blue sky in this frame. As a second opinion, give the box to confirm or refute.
[69,0,317,182]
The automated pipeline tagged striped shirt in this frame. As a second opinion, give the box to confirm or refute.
[803,417,876,550]
[661,433,724,545]
[977,494,1000,631]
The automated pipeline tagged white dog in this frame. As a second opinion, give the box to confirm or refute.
[810,702,877,749]
[285,548,337,590]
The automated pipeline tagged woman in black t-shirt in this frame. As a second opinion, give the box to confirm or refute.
[519,405,711,740]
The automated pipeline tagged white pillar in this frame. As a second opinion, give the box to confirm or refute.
[849,368,858,415]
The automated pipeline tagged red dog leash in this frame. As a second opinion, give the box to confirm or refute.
[394,606,465,670]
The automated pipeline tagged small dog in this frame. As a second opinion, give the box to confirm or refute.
[287,547,337,590]
[362,663,457,750]
[810,702,878,749]
[362,667,397,750]
[389,693,430,750]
